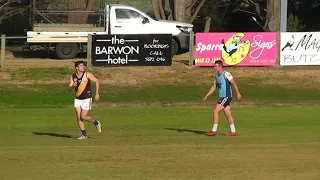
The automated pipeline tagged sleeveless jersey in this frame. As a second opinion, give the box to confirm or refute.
[72,72,92,100]
[216,70,232,98]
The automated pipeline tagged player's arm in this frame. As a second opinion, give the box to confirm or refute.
[69,76,74,92]
[225,72,242,100]
[203,80,216,101]
[87,72,100,100]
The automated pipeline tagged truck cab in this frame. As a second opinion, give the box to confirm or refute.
[27,3,193,59]
[108,4,193,56]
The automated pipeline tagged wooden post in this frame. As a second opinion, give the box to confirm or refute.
[277,31,280,66]
[87,34,92,69]
[189,31,195,67]
[1,34,5,68]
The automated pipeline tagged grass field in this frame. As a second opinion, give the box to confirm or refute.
[1,108,320,180]
[0,62,320,179]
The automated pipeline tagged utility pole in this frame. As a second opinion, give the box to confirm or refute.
[280,0,287,32]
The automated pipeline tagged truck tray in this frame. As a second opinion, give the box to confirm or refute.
[33,23,105,32]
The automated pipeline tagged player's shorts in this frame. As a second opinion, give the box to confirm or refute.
[74,98,92,110]
[217,97,232,107]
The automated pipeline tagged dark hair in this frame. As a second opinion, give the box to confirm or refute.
[215,60,223,66]
[74,61,87,68]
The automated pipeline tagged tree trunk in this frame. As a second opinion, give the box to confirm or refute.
[166,0,174,20]
[176,0,187,22]
[152,0,161,20]
[185,0,193,22]
[84,0,96,22]
[175,0,184,22]
[204,15,211,32]
[266,0,280,31]
[158,0,166,19]
[174,0,179,21]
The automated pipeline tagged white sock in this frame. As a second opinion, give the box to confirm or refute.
[212,124,218,132]
[230,124,236,133]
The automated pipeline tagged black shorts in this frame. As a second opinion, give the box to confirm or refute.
[217,97,232,107]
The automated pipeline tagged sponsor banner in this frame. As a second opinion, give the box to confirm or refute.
[280,32,320,66]
[92,34,172,67]
[195,32,277,66]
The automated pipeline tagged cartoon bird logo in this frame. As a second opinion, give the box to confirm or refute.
[221,33,251,65]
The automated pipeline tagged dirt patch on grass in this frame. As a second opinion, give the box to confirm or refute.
[5,51,15,59]
[2,56,320,89]
[95,62,188,85]
[6,59,75,69]
[0,71,11,80]
[9,79,68,85]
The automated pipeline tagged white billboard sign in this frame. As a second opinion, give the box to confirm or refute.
[280,32,320,66]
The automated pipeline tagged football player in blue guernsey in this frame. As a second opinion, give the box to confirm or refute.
[203,60,242,136]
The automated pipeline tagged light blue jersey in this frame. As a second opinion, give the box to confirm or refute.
[216,70,232,98]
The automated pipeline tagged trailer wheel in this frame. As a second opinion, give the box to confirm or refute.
[172,39,178,57]
[55,43,78,59]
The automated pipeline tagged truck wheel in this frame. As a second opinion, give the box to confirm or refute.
[172,39,178,57]
[55,43,78,59]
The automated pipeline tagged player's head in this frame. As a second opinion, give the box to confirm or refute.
[214,60,224,72]
[74,61,86,72]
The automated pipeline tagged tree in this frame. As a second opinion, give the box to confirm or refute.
[152,0,178,20]
[289,0,320,31]
[188,0,230,32]
[176,0,207,23]
[175,0,186,22]
[151,0,207,23]
[0,0,29,23]
[287,13,303,32]
[68,0,97,24]
[200,0,223,32]
[265,0,280,31]
[222,0,281,31]
[189,0,206,23]
[151,0,162,20]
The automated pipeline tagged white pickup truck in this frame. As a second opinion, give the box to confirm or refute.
[27,3,193,59]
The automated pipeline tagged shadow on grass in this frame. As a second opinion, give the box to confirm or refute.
[164,128,206,135]
[32,132,74,139]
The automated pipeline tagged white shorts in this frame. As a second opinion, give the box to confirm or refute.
[74,98,92,110]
